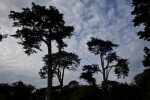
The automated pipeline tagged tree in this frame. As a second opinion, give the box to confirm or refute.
[0,83,12,100]
[142,47,150,67]
[67,80,79,88]
[131,0,150,41]
[0,27,7,41]
[80,64,99,86]
[9,3,74,100]
[39,51,80,89]
[0,34,7,41]
[133,68,150,99]
[86,37,129,91]
[11,81,35,100]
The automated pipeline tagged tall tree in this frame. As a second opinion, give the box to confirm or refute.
[87,37,129,91]
[9,3,74,100]
[39,51,80,89]
[131,0,150,41]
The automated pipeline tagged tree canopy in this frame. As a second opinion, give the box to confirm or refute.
[131,0,150,41]
[9,2,73,55]
[86,37,129,91]
[133,68,150,99]
[0,27,7,41]
[39,51,80,88]
[142,47,150,67]
[80,64,99,86]
[9,2,74,100]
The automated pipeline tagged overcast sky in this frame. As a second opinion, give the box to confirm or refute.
[0,0,149,88]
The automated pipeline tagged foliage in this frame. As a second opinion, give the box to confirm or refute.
[9,2,74,100]
[39,51,80,88]
[87,37,118,55]
[54,84,102,100]
[0,81,35,100]
[67,80,79,88]
[0,27,7,41]
[9,2,73,55]
[0,83,12,100]
[11,81,35,100]
[142,47,150,67]
[133,68,150,99]
[0,34,7,41]
[107,82,141,100]
[0,80,144,100]
[131,0,150,41]
[80,64,99,86]
[86,37,129,91]
[52,80,141,100]
[32,88,46,100]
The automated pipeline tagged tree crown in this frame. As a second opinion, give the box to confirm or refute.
[87,37,118,55]
[9,2,74,55]
[131,0,150,41]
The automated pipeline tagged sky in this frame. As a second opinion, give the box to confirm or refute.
[0,0,149,88]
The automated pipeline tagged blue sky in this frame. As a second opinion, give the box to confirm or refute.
[0,0,149,88]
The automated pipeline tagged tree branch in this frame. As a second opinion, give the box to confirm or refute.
[40,36,48,45]
[106,66,113,80]
[105,61,110,69]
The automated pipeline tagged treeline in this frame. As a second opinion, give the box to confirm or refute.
[0,68,150,100]
[0,0,150,100]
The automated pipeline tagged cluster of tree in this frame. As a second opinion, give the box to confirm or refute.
[9,3,75,100]
[131,0,150,99]
[80,37,129,92]
[9,2,129,99]
[1,78,149,100]
[0,81,35,100]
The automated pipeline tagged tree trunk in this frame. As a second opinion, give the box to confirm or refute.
[100,54,107,92]
[47,41,53,100]
[60,66,65,89]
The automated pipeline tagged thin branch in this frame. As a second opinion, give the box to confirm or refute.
[98,69,103,74]
[40,36,48,45]
[106,66,114,80]
[105,61,110,69]
[105,64,116,69]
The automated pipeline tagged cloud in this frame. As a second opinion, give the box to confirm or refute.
[0,0,149,88]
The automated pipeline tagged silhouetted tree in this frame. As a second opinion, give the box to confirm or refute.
[67,80,79,88]
[133,68,150,99]
[54,82,102,100]
[0,34,7,41]
[80,64,99,86]
[9,3,74,100]
[87,37,129,91]
[131,0,150,41]
[0,83,12,100]
[33,88,46,100]
[0,27,7,41]
[11,81,35,100]
[108,82,141,100]
[39,51,80,89]
[142,47,150,67]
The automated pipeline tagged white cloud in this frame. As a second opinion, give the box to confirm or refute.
[0,0,149,88]
[108,7,115,19]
